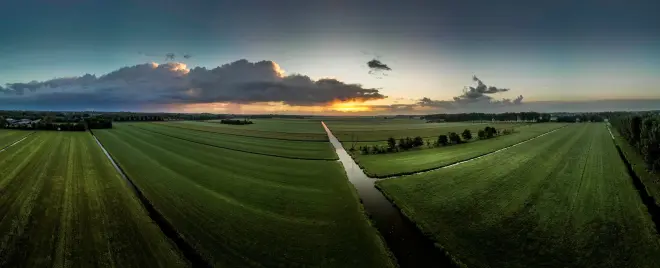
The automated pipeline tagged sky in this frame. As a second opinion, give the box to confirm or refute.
[1,0,659,114]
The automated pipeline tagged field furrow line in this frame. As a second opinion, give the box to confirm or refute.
[156,123,329,142]
[0,132,35,154]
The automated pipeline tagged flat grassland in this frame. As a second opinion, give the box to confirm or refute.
[158,119,329,141]
[351,123,566,177]
[129,123,336,160]
[377,124,660,267]
[0,132,185,267]
[94,124,395,267]
[0,129,31,149]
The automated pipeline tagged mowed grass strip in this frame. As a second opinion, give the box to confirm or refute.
[94,127,395,267]
[159,120,329,141]
[129,123,337,160]
[0,130,32,149]
[377,124,660,268]
[610,126,660,207]
[354,123,566,177]
[0,132,185,268]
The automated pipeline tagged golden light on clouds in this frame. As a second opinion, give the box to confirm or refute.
[271,62,286,78]
[329,99,372,112]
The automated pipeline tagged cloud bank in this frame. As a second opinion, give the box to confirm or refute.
[417,76,523,110]
[0,60,385,110]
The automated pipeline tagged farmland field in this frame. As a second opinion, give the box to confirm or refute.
[351,123,566,177]
[93,124,395,267]
[0,130,31,149]
[158,120,329,141]
[377,124,660,267]
[127,123,336,160]
[0,132,185,267]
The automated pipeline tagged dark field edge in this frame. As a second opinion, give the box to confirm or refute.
[0,131,35,153]
[606,126,660,234]
[351,125,568,179]
[154,122,330,142]
[129,124,339,161]
[374,184,468,268]
[89,130,212,268]
[336,165,399,268]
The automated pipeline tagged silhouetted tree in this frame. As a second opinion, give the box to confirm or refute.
[462,129,472,141]
[413,136,424,147]
[448,132,462,144]
[437,135,449,146]
[387,137,397,151]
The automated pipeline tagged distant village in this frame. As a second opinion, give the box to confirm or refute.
[4,118,42,128]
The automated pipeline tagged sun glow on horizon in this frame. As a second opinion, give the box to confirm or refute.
[329,99,372,112]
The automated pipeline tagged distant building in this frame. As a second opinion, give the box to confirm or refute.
[550,116,558,122]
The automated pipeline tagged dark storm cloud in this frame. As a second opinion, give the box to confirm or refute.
[367,59,391,71]
[367,59,392,77]
[0,60,385,109]
[418,76,522,110]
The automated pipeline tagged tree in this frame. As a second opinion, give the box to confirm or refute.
[398,138,407,150]
[448,132,462,144]
[387,137,397,151]
[478,129,486,139]
[437,135,448,146]
[413,136,424,147]
[462,129,472,141]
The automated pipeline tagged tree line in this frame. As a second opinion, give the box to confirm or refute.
[611,114,660,173]
[219,119,254,125]
[422,112,608,123]
[358,126,513,155]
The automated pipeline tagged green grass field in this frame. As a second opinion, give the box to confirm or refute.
[0,130,31,149]
[0,132,185,267]
[127,123,337,160]
[377,124,660,267]
[205,118,326,133]
[160,120,329,141]
[94,125,395,267]
[352,123,566,177]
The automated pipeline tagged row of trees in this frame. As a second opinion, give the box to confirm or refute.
[611,114,660,173]
[422,112,608,123]
[2,122,87,131]
[358,126,512,155]
[219,119,254,125]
